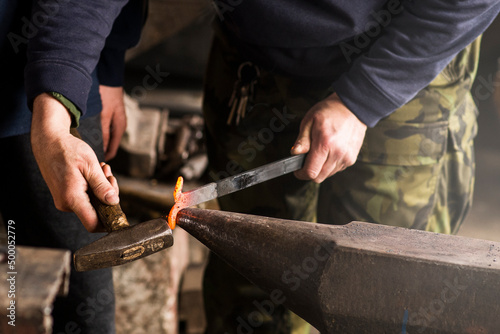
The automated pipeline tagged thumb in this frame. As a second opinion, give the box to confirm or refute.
[291,117,313,155]
[85,161,119,205]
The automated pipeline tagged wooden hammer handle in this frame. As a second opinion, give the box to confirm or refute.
[71,128,130,232]
[88,193,130,232]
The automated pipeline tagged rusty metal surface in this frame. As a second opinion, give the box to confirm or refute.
[74,218,173,271]
[176,208,500,333]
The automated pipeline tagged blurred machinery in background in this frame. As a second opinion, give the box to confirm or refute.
[114,94,207,181]
[111,0,213,183]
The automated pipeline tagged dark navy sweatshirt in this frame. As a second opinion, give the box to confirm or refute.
[7,0,500,135]
[219,0,500,126]
[0,0,143,137]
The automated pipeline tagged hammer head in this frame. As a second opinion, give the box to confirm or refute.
[74,218,173,271]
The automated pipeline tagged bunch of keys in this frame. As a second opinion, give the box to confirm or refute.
[227,62,260,125]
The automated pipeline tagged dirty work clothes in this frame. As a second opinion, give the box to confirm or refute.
[0,115,115,334]
[202,28,480,333]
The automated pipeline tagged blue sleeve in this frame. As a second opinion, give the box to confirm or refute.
[97,0,146,87]
[332,0,500,127]
[24,0,129,116]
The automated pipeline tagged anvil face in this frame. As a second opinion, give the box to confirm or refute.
[74,218,173,271]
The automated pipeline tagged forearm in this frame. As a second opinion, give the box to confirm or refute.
[24,0,128,116]
[333,0,500,127]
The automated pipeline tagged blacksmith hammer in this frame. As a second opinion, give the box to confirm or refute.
[76,152,305,271]
[72,129,173,271]
[73,197,173,271]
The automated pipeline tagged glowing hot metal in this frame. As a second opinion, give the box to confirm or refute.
[167,154,306,229]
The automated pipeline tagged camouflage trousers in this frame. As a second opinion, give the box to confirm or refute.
[202,26,480,333]
[318,39,479,234]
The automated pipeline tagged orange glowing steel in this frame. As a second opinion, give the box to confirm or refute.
[168,176,184,229]
[173,176,183,202]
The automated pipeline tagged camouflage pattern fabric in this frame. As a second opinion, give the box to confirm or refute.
[202,23,480,333]
[318,38,480,235]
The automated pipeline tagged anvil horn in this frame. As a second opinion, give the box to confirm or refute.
[177,208,500,333]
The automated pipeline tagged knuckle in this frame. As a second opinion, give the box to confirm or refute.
[54,193,73,212]
[312,179,322,184]
[92,181,109,196]
[311,109,327,122]
[314,128,335,148]
[314,175,326,184]
[53,200,66,211]
[345,158,355,167]
[344,153,357,167]
[305,167,320,179]
[61,191,76,207]
[315,137,332,153]
[323,136,336,150]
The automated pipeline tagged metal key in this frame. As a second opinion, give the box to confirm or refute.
[227,62,260,125]
[235,85,249,125]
